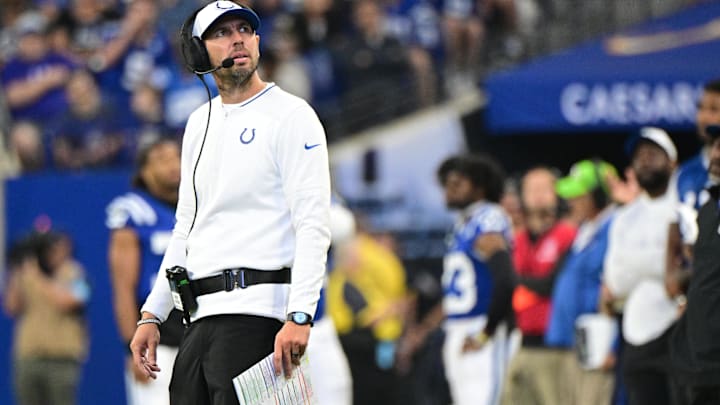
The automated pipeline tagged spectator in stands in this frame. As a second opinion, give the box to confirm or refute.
[0,1,34,64]
[289,0,346,55]
[89,0,178,119]
[601,128,681,405]
[669,125,720,405]
[677,79,720,209]
[56,0,122,62]
[383,0,442,106]
[328,227,408,405]
[480,0,526,68]
[260,30,312,101]
[545,159,618,405]
[45,13,77,61]
[1,10,76,130]
[286,0,346,135]
[333,0,415,133]
[3,229,90,405]
[128,83,177,150]
[441,0,484,95]
[33,0,64,23]
[503,166,577,405]
[8,120,45,173]
[52,69,125,169]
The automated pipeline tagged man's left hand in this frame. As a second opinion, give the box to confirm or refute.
[273,322,310,378]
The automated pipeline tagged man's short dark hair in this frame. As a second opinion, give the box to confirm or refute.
[437,154,506,203]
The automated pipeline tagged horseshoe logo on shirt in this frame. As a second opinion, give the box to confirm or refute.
[240,128,256,144]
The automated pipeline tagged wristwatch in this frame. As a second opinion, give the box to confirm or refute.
[287,312,313,326]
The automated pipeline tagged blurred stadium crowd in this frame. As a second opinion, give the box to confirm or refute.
[0,0,696,174]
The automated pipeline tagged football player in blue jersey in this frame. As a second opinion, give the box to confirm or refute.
[106,138,183,405]
[436,154,517,405]
[677,79,720,209]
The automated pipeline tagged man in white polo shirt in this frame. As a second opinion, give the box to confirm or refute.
[601,127,681,405]
[128,2,331,405]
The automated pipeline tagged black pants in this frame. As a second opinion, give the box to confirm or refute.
[169,314,283,405]
[340,329,399,405]
[622,329,673,405]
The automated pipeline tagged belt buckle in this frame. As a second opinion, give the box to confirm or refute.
[238,269,248,289]
[227,269,248,290]
[223,270,233,292]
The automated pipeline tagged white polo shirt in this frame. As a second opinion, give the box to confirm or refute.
[603,191,680,345]
[142,83,331,323]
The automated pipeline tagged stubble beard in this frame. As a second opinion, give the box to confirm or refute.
[218,59,258,92]
[230,64,256,85]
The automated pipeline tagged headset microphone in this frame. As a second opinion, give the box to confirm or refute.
[194,58,234,75]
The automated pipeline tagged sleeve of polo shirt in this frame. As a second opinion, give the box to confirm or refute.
[141,106,203,320]
[276,102,331,317]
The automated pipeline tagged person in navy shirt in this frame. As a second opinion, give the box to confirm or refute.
[52,69,127,169]
[1,11,75,131]
[91,0,179,121]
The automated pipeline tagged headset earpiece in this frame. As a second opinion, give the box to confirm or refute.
[180,10,212,74]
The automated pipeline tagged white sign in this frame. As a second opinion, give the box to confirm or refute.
[560,81,702,126]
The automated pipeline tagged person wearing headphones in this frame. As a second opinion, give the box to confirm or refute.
[129,2,331,405]
[544,159,618,405]
[670,125,720,405]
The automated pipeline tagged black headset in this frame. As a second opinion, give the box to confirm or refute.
[179,7,215,236]
[180,9,213,74]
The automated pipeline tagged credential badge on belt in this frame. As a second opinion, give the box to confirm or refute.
[166,266,198,325]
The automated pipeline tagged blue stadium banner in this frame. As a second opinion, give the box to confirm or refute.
[485,2,720,135]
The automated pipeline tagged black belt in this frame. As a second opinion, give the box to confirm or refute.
[190,267,291,297]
